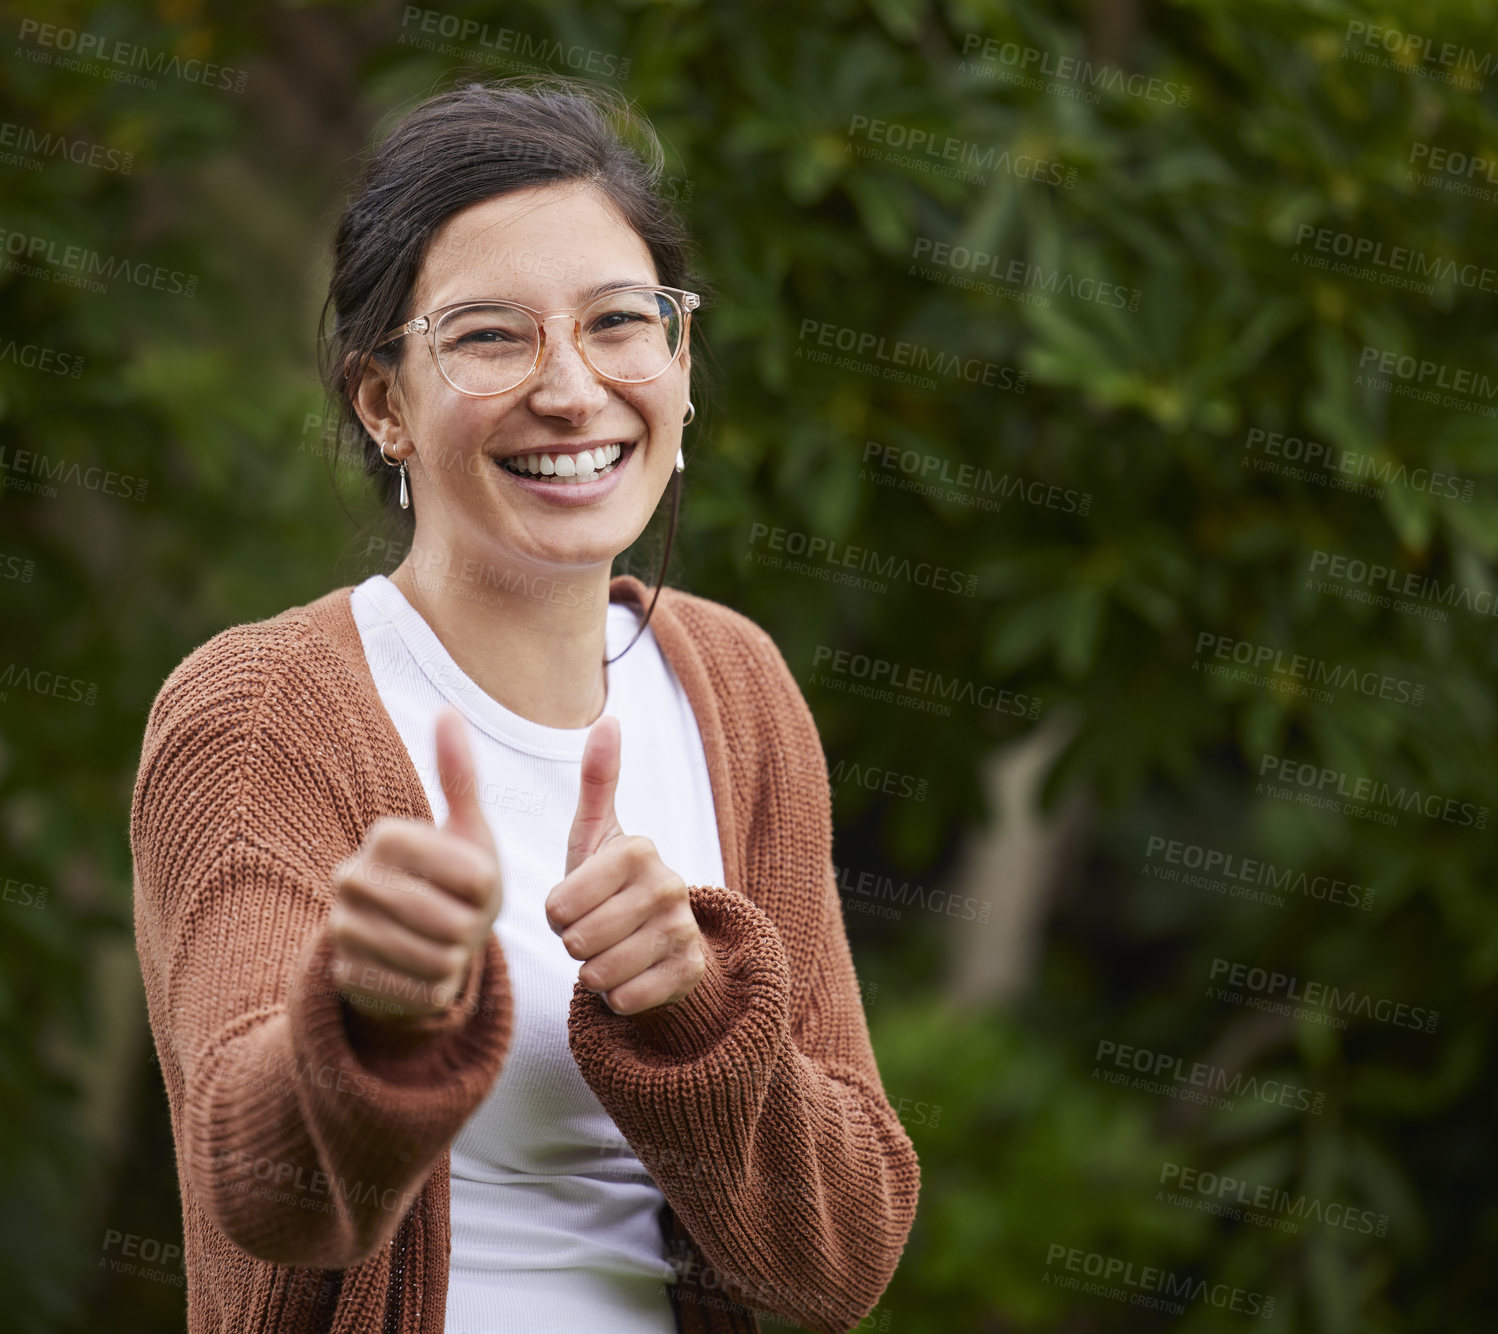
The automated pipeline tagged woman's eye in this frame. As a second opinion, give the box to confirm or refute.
[591,312,650,332]
[448,328,529,350]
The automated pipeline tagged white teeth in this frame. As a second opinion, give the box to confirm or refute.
[500,442,627,482]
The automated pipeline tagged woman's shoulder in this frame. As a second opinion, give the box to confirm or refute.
[655,580,781,656]
[143,585,365,746]
[641,579,827,764]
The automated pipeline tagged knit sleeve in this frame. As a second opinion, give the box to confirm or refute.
[130,619,512,1269]
[567,610,920,1334]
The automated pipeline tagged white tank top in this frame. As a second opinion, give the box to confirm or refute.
[350,573,726,1334]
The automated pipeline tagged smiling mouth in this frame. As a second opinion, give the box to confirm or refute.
[498,442,630,482]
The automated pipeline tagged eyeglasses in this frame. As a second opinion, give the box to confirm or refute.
[375,284,700,397]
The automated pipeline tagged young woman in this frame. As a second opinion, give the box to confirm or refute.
[130,76,919,1334]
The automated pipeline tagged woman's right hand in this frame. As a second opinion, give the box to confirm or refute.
[328,706,503,1024]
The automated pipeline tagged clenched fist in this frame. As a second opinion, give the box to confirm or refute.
[328,706,503,1024]
[545,714,706,1016]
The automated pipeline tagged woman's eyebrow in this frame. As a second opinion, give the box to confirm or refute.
[578,277,656,301]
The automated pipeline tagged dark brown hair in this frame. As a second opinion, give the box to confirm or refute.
[316,75,709,659]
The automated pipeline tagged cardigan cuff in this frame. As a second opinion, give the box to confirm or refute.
[572,884,790,1067]
[290,924,512,1095]
[624,929,740,1058]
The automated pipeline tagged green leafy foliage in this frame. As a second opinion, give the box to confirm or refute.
[2,0,1496,1329]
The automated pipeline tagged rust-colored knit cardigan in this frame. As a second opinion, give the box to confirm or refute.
[130,574,920,1334]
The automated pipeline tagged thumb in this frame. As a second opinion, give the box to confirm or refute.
[434,706,495,854]
[566,713,624,875]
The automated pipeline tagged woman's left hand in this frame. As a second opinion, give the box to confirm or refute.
[545,715,707,1016]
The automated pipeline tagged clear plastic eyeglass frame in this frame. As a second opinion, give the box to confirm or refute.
[374,284,701,398]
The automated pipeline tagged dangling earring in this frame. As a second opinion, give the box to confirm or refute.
[677,400,695,473]
[380,439,410,509]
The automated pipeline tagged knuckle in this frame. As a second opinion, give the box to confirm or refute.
[441,943,469,979]
[334,860,367,901]
[365,816,405,856]
[646,876,678,911]
[459,849,499,901]
[362,861,399,897]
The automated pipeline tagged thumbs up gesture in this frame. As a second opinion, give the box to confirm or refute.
[545,714,706,1016]
[329,706,505,1024]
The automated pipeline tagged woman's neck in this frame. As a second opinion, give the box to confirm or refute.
[389,550,614,730]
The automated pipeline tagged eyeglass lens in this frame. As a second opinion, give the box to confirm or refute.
[433,289,686,394]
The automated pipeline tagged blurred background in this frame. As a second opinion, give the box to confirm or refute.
[3,0,1497,1329]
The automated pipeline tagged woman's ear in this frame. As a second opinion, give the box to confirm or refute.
[351,352,406,450]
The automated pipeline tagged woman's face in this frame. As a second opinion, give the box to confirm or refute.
[356,182,690,582]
